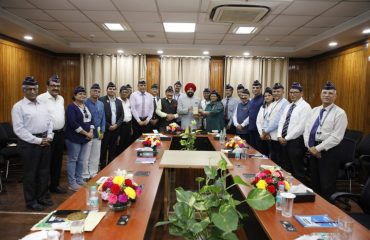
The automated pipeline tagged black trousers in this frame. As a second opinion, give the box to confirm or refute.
[269,140,282,166]
[18,140,51,206]
[49,130,64,190]
[310,145,340,200]
[280,136,306,183]
[225,119,236,134]
[132,118,151,141]
[117,122,132,155]
[260,139,270,156]
[249,130,262,153]
[100,128,119,169]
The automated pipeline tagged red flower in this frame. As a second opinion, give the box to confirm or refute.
[263,169,272,175]
[125,179,133,187]
[252,177,260,185]
[267,185,276,194]
[110,184,121,195]
[266,177,273,184]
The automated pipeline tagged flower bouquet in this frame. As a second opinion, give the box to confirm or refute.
[165,122,182,134]
[225,136,247,149]
[99,175,143,211]
[251,169,290,196]
[142,136,162,149]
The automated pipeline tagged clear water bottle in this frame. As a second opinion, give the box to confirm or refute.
[89,185,99,212]
[275,184,285,212]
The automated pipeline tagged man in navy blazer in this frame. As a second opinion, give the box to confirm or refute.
[99,82,124,169]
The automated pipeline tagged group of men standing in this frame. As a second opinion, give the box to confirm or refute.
[11,74,347,211]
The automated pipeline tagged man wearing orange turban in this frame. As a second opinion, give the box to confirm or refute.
[177,82,201,130]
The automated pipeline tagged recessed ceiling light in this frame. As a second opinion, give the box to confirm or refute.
[243,52,250,56]
[24,35,33,40]
[117,49,124,54]
[235,27,256,34]
[103,23,125,31]
[362,28,370,34]
[328,42,338,47]
[157,50,163,54]
[163,23,196,33]
[203,51,209,55]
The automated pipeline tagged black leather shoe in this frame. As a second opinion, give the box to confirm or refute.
[38,199,54,207]
[50,186,67,194]
[27,203,45,211]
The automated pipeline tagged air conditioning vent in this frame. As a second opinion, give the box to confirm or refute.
[209,4,270,23]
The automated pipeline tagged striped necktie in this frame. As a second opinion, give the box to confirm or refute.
[282,103,296,138]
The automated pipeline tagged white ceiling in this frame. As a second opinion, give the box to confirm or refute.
[0,0,369,57]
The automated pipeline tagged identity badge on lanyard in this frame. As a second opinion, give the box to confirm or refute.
[317,106,333,139]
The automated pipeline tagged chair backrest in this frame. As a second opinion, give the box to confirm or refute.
[0,123,17,140]
[0,125,8,148]
[359,176,370,214]
[358,134,370,156]
[345,129,363,145]
[335,137,356,166]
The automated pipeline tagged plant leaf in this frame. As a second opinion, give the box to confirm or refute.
[218,157,227,171]
[189,217,210,234]
[232,175,252,187]
[154,220,171,227]
[196,177,205,183]
[246,188,275,211]
[223,232,239,240]
[204,166,217,180]
[175,188,193,204]
[211,207,238,233]
[174,202,193,220]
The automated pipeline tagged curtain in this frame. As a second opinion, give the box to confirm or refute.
[80,54,146,91]
[160,56,210,98]
[224,57,288,97]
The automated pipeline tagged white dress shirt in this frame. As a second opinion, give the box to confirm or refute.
[129,91,154,122]
[37,91,65,130]
[277,97,311,141]
[117,97,132,122]
[11,98,54,144]
[262,98,289,141]
[156,98,179,119]
[304,104,348,152]
[256,103,272,137]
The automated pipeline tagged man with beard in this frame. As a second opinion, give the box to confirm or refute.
[12,76,54,211]
[248,80,264,152]
[130,79,154,139]
[304,81,347,200]
[37,74,66,194]
[177,83,201,130]
[99,82,124,168]
[222,84,238,134]
[156,86,179,132]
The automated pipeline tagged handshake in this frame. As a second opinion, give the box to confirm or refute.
[166,114,176,121]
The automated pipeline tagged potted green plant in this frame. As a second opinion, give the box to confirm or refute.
[179,121,201,150]
[156,157,275,240]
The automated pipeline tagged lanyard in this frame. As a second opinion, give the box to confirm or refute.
[317,105,334,135]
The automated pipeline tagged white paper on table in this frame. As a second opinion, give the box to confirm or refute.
[290,184,313,194]
[84,212,107,231]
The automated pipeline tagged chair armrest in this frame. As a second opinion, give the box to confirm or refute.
[8,138,18,144]
[330,192,360,204]
[359,155,370,162]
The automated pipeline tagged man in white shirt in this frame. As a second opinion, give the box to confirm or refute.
[12,76,54,211]
[130,79,154,140]
[117,85,133,152]
[277,82,311,183]
[304,81,347,199]
[150,84,160,131]
[37,74,66,194]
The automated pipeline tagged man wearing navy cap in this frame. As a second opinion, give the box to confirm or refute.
[304,81,347,199]
[12,76,54,211]
[277,82,311,183]
[173,81,183,101]
[84,84,105,180]
[99,82,124,168]
[37,74,66,194]
[130,79,154,139]
[236,84,245,99]
[248,80,264,151]
[222,84,238,134]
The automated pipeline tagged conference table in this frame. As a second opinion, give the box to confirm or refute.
[50,134,369,240]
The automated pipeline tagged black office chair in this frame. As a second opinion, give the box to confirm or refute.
[335,137,357,192]
[0,123,20,180]
[330,177,370,229]
[358,134,370,182]
[344,129,363,156]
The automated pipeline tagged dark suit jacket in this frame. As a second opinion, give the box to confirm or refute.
[99,96,124,130]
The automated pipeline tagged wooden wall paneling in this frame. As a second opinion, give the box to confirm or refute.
[210,57,225,96]
[366,38,370,133]
[146,55,160,95]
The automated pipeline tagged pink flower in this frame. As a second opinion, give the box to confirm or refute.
[136,187,142,197]
[257,172,267,179]
[278,181,285,186]
[118,193,128,203]
[101,191,109,201]
[108,193,118,204]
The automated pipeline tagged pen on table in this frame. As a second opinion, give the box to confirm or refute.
[313,221,337,224]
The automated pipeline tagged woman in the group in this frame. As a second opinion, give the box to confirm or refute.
[256,87,275,156]
[200,90,224,132]
[65,86,94,191]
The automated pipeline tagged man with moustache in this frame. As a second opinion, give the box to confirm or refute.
[304,81,347,200]
[248,80,264,152]
[84,83,105,180]
[99,82,124,168]
[117,85,133,152]
[156,86,179,132]
[233,89,251,140]
[173,81,183,101]
[130,79,154,140]
[12,76,54,211]
[222,84,239,134]
[37,74,66,194]
[236,84,245,100]
[277,82,311,183]
[177,83,201,130]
